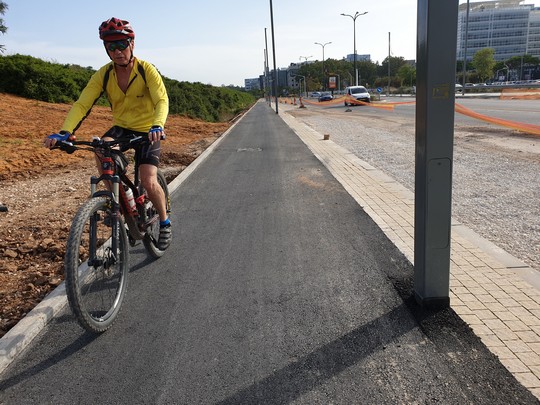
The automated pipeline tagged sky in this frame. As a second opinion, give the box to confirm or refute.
[1,0,534,87]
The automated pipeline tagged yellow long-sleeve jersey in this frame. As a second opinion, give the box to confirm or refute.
[61,58,169,134]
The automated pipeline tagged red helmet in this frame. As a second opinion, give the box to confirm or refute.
[99,17,135,41]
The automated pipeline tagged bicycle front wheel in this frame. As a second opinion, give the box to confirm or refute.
[64,196,129,333]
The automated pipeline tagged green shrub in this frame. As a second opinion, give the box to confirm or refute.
[0,54,255,122]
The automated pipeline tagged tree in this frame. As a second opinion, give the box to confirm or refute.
[297,58,378,91]
[472,48,496,83]
[397,64,416,87]
[505,54,540,70]
[378,56,406,78]
[0,2,7,53]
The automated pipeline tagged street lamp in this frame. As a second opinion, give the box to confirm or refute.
[314,41,331,89]
[335,73,341,93]
[297,74,307,97]
[291,74,307,98]
[269,0,278,114]
[299,55,312,63]
[341,11,368,86]
[461,0,470,95]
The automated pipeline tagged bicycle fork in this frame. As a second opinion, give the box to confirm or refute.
[88,172,122,270]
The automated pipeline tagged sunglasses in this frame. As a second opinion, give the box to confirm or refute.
[105,39,131,52]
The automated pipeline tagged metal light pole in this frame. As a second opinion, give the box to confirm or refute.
[314,41,331,89]
[269,0,278,114]
[264,28,270,105]
[461,0,470,95]
[298,57,311,96]
[341,11,368,86]
[295,74,306,97]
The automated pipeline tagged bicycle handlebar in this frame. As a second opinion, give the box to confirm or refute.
[53,134,165,154]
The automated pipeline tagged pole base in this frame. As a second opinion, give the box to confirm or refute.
[414,293,450,310]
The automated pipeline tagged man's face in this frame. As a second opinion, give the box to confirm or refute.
[105,39,133,65]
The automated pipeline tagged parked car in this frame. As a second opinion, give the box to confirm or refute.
[311,92,322,98]
[318,92,333,102]
[344,86,371,106]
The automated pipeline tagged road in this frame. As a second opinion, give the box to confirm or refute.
[315,96,540,127]
[0,102,537,404]
[294,98,540,275]
[453,98,540,126]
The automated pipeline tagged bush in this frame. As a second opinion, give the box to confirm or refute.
[0,54,255,122]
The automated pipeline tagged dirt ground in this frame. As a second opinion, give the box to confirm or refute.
[0,93,231,338]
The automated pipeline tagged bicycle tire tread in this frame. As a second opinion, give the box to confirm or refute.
[64,196,128,333]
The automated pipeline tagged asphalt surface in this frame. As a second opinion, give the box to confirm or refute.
[0,101,537,404]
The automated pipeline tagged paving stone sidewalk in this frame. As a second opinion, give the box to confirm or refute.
[279,103,540,399]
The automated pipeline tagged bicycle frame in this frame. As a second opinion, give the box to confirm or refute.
[88,158,123,268]
[91,152,148,243]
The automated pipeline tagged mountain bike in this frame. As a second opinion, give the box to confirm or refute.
[54,136,170,333]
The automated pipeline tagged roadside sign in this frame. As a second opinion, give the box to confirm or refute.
[329,76,337,89]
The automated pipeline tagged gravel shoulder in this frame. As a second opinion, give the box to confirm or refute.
[287,104,540,274]
[0,93,230,338]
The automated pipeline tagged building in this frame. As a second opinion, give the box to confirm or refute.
[260,68,291,96]
[244,78,261,91]
[457,0,540,61]
[346,54,371,62]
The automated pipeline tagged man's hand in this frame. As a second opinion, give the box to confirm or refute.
[148,126,164,143]
[44,131,71,149]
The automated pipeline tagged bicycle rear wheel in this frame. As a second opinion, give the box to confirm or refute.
[64,196,129,333]
[141,170,170,259]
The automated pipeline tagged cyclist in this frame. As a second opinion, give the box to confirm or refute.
[44,17,171,250]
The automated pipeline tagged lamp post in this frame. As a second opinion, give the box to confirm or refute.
[314,41,331,90]
[296,74,306,97]
[341,11,368,86]
[298,57,311,97]
[269,0,278,114]
[291,74,307,98]
[461,0,470,95]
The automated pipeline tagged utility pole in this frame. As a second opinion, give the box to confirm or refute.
[462,0,470,94]
[264,28,270,106]
[414,0,459,309]
[388,32,391,96]
[269,0,278,114]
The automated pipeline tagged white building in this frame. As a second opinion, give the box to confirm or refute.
[457,0,540,61]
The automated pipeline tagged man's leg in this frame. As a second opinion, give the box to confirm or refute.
[139,163,167,221]
[139,163,171,250]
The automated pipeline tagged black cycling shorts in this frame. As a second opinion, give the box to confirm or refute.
[103,126,161,167]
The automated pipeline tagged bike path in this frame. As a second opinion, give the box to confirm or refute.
[0,100,536,404]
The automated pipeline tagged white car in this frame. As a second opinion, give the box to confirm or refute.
[311,92,322,98]
[344,86,371,106]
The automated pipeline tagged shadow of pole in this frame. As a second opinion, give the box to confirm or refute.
[216,304,415,405]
